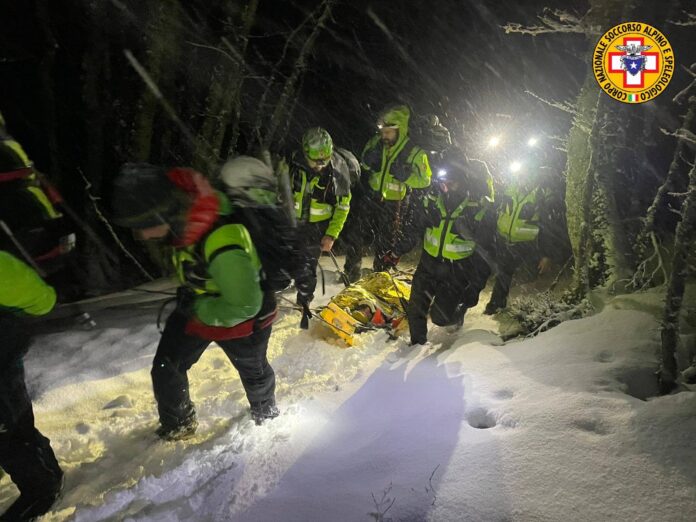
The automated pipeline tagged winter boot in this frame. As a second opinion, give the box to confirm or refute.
[156,415,198,441]
[484,302,503,315]
[250,399,280,426]
[0,474,64,521]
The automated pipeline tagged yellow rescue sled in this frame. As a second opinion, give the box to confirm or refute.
[319,271,412,346]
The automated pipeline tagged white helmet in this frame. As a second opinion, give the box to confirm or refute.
[220,156,278,206]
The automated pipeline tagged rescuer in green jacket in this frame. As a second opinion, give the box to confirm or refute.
[484,154,556,315]
[0,251,64,520]
[406,154,495,345]
[342,104,432,280]
[112,157,297,439]
[280,128,352,307]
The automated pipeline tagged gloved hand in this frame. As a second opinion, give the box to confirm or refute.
[381,250,400,268]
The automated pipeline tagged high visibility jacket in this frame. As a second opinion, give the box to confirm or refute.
[422,193,489,261]
[361,106,431,201]
[0,131,61,220]
[496,183,547,244]
[157,166,280,341]
[0,250,56,316]
[284,152,352,239]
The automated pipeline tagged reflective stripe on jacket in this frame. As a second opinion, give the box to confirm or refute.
[362,135,431,201]
[423,194,487,261]
[496,184,543,243]
[289,161,351,239]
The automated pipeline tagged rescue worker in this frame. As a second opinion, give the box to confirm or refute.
[484,149,556,315]
[0,111,65,231]
[280,128,352,309]
[342,104,432,280]
[0,251,64,520]
[412,113,453,166]
[112,157,293,439]
[0,112,76,288]
[407,154,494,345]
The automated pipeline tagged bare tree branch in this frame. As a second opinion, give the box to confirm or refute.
[502,8,598,36]
[668,11,696,26]
[660,127,696,146]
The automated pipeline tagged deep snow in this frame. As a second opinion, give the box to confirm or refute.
[1,262,695,521]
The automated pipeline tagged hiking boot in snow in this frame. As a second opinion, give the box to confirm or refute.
[156,416,198,441]
[445,323,463,334]
[346,267,361,284]
[250,400,280,425]
[483,302,502,315]
[0,475,64,521]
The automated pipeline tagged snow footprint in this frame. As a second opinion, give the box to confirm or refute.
[466,407,497,429]
[103,395,133,409]
[594,350,615,363]
[493,388,514,400]
[571,418,610,436]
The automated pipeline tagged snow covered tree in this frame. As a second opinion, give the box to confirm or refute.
[659,94,696,392]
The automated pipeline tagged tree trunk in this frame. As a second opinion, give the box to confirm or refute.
[194,0,259,170]
[226,0,260,158]
[80,0,118,294]
[564,0,634,297]
[643,102,696,235]
[593,100,635,287]
[34,0,61,185]
[129,1,181,161]
[262,0,333,149]
[565,77,601,297]
[659,96,696,393]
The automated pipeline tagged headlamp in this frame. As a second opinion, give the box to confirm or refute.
[377,121,398,130]
[487,135,501,148]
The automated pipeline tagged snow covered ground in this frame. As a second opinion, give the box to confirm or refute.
[2,262,695,521]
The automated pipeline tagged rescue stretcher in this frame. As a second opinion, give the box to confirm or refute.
[318,271,412,346]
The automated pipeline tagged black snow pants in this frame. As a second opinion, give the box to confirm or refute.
[294,222,327,304]
[343,192,418,278]
[487,239,539,310]
[152,303,276,431]
[0,316,63,498]
[407,252,491,345]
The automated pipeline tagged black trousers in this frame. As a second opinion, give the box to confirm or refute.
[407,252,491,345]
[343,194,417,277]
[152,308,275,429]
[294,222,327,303]
[0,317,63,497]
[488,239,539,309]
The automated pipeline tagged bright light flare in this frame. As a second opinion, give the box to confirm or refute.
[437,169,448,178]
[487,135,501,148]
[527,137,538,147]
[510,161,522,173]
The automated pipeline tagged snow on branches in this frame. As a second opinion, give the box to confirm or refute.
[502,8,597,37]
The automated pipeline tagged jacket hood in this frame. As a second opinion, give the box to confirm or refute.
[379,105,410,134]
